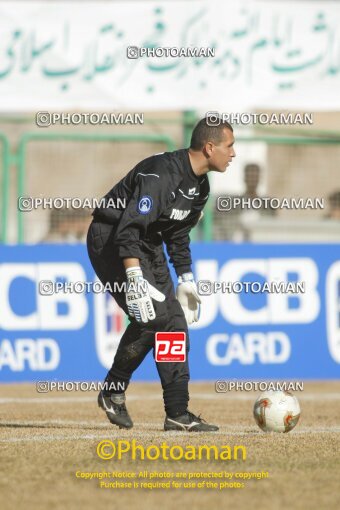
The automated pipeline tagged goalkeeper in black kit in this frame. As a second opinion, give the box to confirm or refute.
[87,117,236,431]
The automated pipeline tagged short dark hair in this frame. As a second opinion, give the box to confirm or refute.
[190,117,233,150]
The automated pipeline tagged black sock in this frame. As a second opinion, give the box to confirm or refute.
[163,380,189,417]
[103,369,130,395]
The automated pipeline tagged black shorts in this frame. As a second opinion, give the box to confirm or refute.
[86,219,190,389]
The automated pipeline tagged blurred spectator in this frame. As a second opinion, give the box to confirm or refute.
[43,207,90,243]
[244,163,260,199]
[242,164,275,216]
[326,191,340,219]
[234,163,276,241]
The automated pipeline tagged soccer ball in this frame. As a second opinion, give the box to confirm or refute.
[253,390,301,433]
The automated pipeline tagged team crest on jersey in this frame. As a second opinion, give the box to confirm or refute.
[137,195,153,214]
[188,187,196,195]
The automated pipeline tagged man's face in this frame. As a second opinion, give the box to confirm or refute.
[206,128,236,172]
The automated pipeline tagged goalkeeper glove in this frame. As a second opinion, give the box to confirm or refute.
[125,267,165,323]
[176,272,201,325]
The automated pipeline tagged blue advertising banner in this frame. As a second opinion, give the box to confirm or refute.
[0,243,339,382]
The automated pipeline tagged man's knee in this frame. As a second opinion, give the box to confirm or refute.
[114,342,146,365]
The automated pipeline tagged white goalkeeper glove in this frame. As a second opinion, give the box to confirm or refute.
[176,272,201,325]
[125,267,165,323]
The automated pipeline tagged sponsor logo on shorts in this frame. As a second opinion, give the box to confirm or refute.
[155,332,186,362]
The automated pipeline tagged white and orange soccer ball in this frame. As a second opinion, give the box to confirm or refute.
[253,390,301,433]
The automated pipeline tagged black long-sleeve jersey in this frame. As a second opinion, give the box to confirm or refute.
[92,148,210,276]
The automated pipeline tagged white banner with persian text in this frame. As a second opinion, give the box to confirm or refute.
[0,1,340,111]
